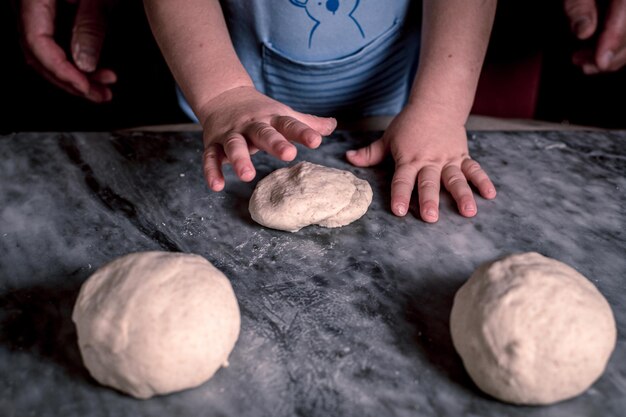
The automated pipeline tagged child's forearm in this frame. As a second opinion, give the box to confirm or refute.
[408,0,497,124]
[143,0,253,115]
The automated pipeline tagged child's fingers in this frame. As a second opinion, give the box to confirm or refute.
[417,165,441,223]
[461,159,496,199]
[245,122,297,161]
[203,144,226,191]
[346,138,386,167]
[442,164,477,218]
[222,133,256,181]
[390,162,419,217]
[271,116,322,148]
[293,112,337,136]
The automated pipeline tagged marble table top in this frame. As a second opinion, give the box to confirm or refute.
[0,130,624,417]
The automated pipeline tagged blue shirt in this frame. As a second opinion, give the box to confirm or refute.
[178,0,420,121]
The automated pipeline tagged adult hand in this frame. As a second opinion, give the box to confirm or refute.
[564,0,626,73]
[19,0,117,102]
[198,86,337,191]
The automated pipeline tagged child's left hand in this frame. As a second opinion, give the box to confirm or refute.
[346,104,496,223]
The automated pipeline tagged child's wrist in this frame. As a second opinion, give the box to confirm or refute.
[403,97,469,127]
[195,84,256,125]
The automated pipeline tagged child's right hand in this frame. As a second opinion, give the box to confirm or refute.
[197,86,337,191]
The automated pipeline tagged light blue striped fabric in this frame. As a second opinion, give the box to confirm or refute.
[178,0,420,121]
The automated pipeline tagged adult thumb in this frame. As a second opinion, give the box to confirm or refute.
[563,0,598,40]
[71,0,108,72]
[594,0,626,71]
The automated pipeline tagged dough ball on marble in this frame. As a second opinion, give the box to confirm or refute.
[450,252,616,405]
[249,161,373,232]
[72,251,240,399]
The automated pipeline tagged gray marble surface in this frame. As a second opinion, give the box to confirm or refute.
[0,130,624,417]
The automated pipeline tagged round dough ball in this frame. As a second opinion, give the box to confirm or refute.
[450,252,616,405]
[249,161,373,232]
[72,251,240,399]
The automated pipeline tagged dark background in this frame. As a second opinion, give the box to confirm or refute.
[1,0,189,133]
[1,0,625,133]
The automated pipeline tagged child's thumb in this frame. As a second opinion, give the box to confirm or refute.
[345,138,386,167]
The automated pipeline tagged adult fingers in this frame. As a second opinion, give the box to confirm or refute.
[346,138,386,167]
[32,37,90,93]
[417,165,441,223]
[292,111,337,136]
[572,47,594,66]
[20,0,56,41]
[572,49,601,73]
[571,47,601,73]
[84,83,113,102]
[72,0,108,72]
[202,144,226,191]
[36,63,112,102]
[222,133,256,181]
[271,115,322,148]
[27,52,112,102]
[245,122,297,161]
[595,0,626,71]
[85,69,117,102]
[442,164,477,218]
[606,47,626,71]
[461,159,497,199]
[390,162,419,217]
[35,63,86,96]
[563,0,598,39]
[21,0,90,94]
[89,68,117,85]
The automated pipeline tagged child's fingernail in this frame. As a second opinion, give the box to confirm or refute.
[396,204,407,216]
[425,208,437,218]
[464,204,476,213]
[346,150,357,157]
